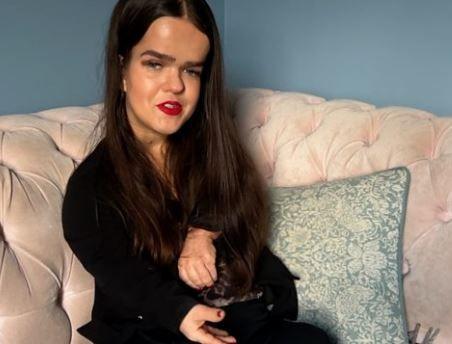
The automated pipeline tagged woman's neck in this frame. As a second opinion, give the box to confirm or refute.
[148,143,166,172]
[146,141,178,199]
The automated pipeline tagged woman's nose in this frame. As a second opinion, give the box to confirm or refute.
[163,69,185,94]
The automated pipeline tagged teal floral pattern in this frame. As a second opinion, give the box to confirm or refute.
[269,167,410,344]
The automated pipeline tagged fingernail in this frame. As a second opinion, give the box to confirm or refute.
[217,310,223,317]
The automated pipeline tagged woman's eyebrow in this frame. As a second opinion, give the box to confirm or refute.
[183,61,204,68]
[141,49,175,61]
[140,49,204,67]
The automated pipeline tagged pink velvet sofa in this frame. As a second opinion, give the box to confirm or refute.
[0,88,451,343]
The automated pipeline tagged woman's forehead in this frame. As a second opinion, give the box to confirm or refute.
[133,16,210,62]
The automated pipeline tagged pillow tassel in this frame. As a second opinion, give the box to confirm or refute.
[408,323,440,344]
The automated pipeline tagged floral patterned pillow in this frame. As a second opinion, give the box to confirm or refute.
[269,167,410,344]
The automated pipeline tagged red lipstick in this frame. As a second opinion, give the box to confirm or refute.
[157,101,183,116]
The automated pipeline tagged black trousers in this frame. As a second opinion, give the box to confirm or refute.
[128,299,331,344]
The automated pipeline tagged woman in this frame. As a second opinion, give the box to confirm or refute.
[62,0,331,343]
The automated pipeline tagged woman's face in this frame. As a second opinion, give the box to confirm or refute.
[122,16,210,147]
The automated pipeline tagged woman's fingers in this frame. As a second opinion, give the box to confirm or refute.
[179,257,216,289]
[203,325,230,337]
[204,325,237,343]
[204,260,218,282]
[180,305,234,344]
[178,264,199,289]
[178,227,218,289]
[196,328,232,344]
[193,260,215,286]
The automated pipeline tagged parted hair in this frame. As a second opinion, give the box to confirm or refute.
[97,0,269,295]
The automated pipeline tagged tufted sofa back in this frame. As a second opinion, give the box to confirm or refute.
[0,89,451,343]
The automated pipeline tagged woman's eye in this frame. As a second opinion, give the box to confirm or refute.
[144,61,162,70]
[185,69,202,77]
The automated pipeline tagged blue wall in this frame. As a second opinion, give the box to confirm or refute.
[3,1,449,117]
[207,0,225,43]
[224,0,452,116]
[0,0,116,115]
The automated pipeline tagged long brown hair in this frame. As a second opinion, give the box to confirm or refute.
[95,0,269,295]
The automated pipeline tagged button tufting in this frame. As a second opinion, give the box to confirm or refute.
[403,259,411,275]
[364,134,379,147]
[437,211,452,223]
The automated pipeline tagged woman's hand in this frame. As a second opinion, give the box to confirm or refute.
[178,227,220,290]
[180,304,236,344]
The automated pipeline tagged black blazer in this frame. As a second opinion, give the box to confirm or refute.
[62,141,298,344]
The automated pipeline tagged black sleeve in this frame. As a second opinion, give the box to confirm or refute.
[254,247,299,321]
[62,173,198,334]
[187,199,221,232]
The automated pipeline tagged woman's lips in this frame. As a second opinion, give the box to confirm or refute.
[157,101,183,116]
